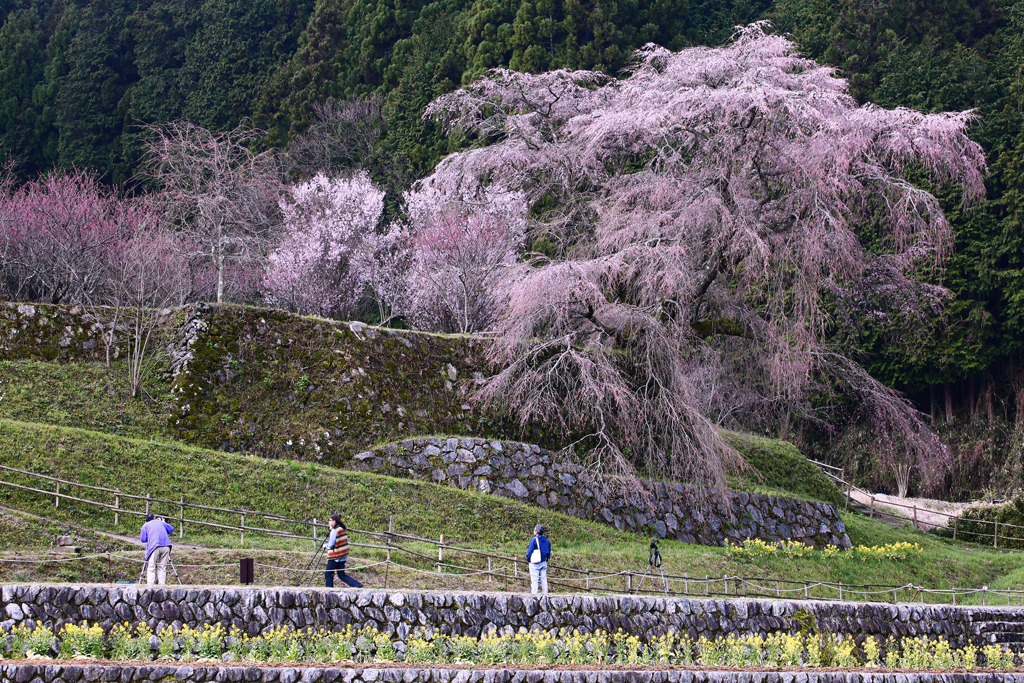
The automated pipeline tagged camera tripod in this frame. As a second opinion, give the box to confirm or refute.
[300,541,327,588]
[137,548,183,586]
[634,540,669,596]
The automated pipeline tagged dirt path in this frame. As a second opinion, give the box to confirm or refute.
[0,503,208,550]
[846,489,977,532]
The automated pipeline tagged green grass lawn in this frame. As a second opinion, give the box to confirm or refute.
[0,360,841,503]
[1,417,1023,601]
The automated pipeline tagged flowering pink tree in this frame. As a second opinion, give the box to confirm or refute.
[421,23,987,490]
[144,121,282,304]
[354,222,410,326]
[403,186,526,333]
[0,170,126,304]
[265,172,385,318]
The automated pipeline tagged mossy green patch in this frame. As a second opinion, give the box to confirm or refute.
[724,431,842,505]
[0,360,177,441]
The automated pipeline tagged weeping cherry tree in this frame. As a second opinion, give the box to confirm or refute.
[418,23,987,491]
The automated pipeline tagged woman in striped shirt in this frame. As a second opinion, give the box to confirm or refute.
[324,513,363,588]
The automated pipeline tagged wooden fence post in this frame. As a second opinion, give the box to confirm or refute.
[913,505,918,530]
[953,516,958,540]
[54,482,59,508]
[869,496,875,519]
[145,494,150,516]
[804,583,809,598]
[179,497,184,539]
[994,520,999,549]
[114,491,119,527]
[586,570,591,590]
[240,513,245,547]
[705,576,709,596]
[845,482,852,512]
[386,516,393,565]
[437,534,444,573]
[487,557,492,582]
[313,518,317,542]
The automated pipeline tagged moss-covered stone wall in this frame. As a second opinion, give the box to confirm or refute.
[0,303,108,362]
[166,304,549,461]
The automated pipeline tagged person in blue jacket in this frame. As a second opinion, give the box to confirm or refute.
[526,524,551,594]
[140,513,175,585]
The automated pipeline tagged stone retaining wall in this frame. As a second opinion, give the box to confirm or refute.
[0,303,113,362]
[3,587,1020,650]
[349,438,850,548]
[2,665,1022,683]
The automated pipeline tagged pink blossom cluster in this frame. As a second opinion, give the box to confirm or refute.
[264,172,386,319]
[0,170,169,306]
[402,184,527,333]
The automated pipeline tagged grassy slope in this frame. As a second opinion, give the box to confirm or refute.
[0,417,1020,601]
[0,417,628,548]
[724,431,841,506]
[0,360,177,442]
[0,360,840,506]
[0,506,135,553]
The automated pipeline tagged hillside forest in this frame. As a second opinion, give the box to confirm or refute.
[0,0,1021,501]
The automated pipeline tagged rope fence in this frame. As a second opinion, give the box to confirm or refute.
[0,463,1022,606]
[808,460,1021,547]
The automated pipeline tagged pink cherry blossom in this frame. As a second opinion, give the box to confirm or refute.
[420,22,987,491]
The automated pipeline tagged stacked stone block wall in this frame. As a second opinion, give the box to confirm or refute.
[2,665,1022,683]
[350,438,850,548]
[3,586,1019,651]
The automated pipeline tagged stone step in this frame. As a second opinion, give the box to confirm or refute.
[983,631,1024,642]
[977,621,1024,632]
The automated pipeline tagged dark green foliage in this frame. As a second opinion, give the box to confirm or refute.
[457,0,697,81]
[0,0,771,182]
[0,0,312,182]
[948,497,1024,549]
[178,0,314,135]
[54,0,139,185]
[0,8,49,173]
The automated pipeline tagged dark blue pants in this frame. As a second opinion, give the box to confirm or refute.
[325,558,362,588]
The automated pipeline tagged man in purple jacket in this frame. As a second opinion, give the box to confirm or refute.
[140,513,175,585]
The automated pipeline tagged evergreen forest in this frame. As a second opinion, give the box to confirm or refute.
[2,0,1023,499]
